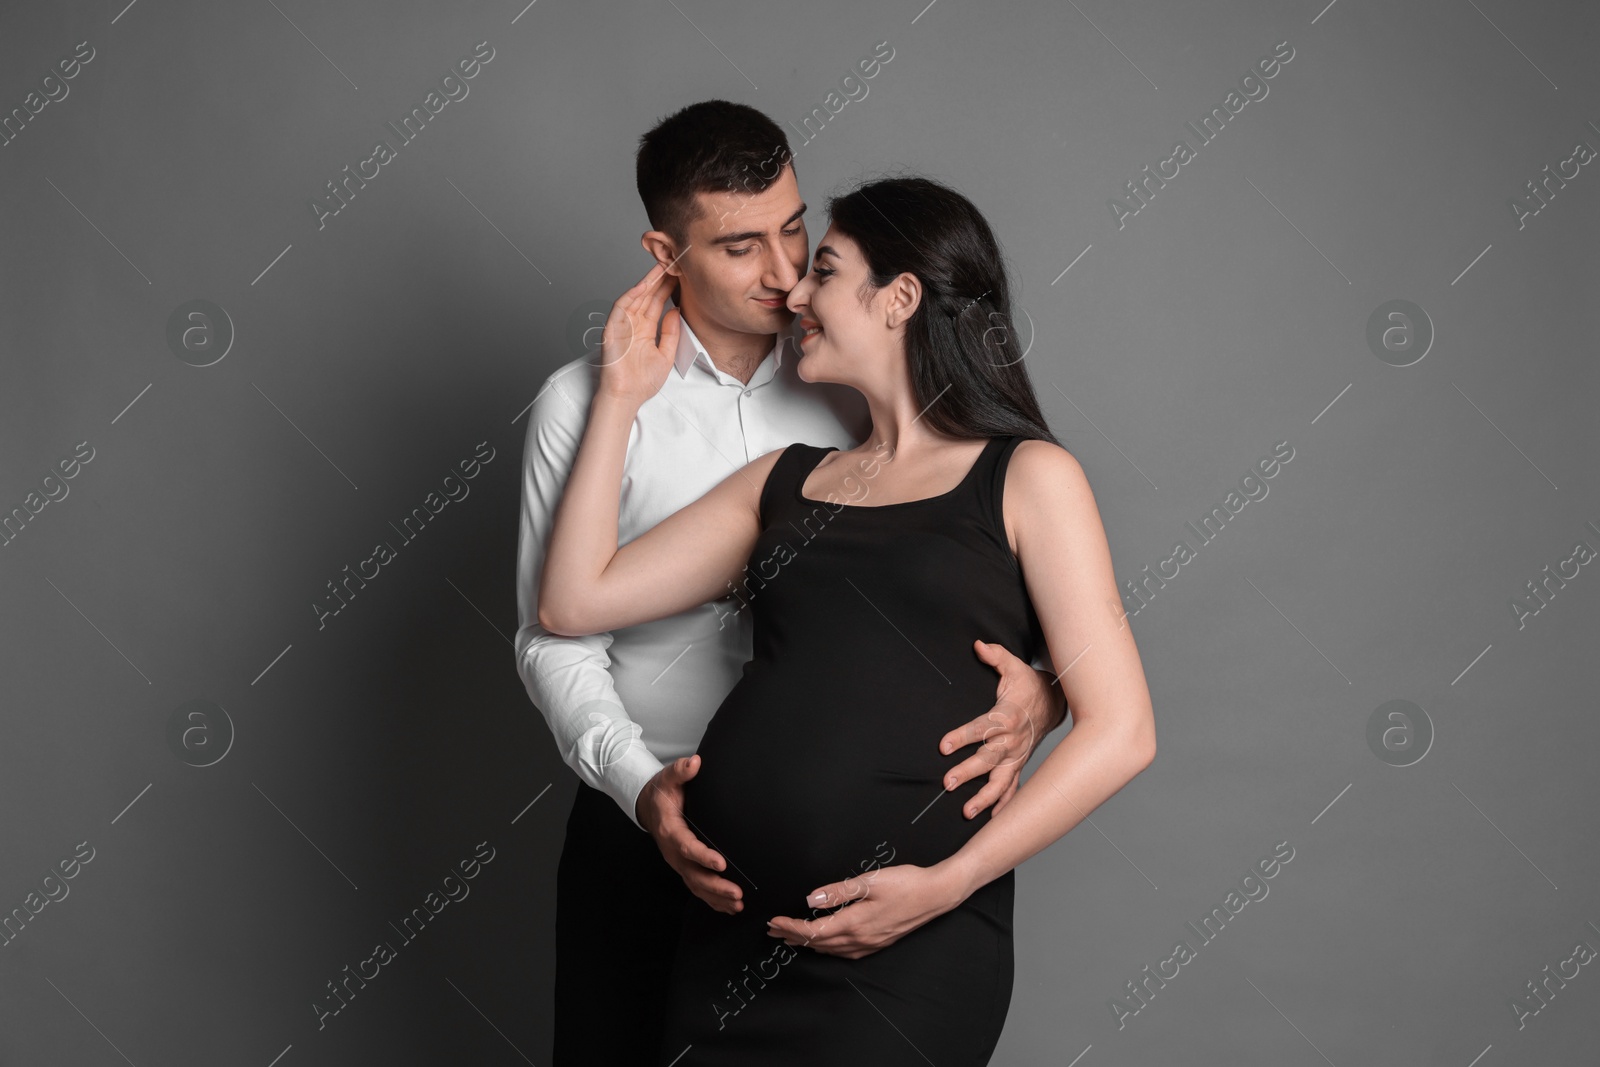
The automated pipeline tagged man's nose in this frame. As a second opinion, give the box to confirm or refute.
[765,243,800,292]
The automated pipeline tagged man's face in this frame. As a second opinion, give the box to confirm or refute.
[671,165,809,340]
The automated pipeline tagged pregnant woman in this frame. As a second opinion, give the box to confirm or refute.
[539,176,1156,1065]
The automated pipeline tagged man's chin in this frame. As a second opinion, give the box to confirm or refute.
[707,302,794,338]
[729,310,794,336]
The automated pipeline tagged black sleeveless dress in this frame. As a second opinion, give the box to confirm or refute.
[655,435,1048,1066]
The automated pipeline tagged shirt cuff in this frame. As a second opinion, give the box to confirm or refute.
[603,745,668,833]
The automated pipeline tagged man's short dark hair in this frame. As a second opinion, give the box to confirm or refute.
[636,100,795,245]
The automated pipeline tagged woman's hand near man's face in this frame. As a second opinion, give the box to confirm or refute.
[596,262,682,408]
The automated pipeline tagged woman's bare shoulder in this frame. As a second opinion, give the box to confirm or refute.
[1003,439,1110,567]
[1005,438,1102,529]
[1009,438,1089,494]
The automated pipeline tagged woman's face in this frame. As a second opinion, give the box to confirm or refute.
[787,225,893,387]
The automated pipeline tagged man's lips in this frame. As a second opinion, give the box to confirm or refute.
[754,297,786,308]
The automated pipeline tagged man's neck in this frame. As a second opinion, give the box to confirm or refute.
[680,308,777,386]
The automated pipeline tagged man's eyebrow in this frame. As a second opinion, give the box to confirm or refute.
[708,203,808,246]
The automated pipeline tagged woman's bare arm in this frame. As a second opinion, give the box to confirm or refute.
[537,392,782,636]
[536,262,783,636]
[935,440,1157,898]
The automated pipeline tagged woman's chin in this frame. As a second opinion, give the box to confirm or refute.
[798,339,839,379]
[796,352,826,383]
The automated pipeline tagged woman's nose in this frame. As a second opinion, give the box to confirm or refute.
[785,278,810,314]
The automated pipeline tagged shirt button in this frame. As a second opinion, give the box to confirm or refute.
[743,390,752,397]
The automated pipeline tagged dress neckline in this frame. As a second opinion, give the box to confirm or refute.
[795,436,1003,511]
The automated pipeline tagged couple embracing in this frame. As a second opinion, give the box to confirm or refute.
[514,99,1156,1066]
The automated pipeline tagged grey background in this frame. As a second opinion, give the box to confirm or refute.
[2,0,1596,1064]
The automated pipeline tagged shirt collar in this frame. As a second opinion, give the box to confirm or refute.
[673,314,795,378]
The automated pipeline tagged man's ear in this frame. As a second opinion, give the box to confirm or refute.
[641,231,684,275]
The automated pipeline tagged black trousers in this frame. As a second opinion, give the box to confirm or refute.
[552,781,694,1066]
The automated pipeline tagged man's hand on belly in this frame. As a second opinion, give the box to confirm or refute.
[637,754,746,914]
[935,639,1068,819]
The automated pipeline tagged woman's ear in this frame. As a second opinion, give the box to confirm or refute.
[884,272,922,329]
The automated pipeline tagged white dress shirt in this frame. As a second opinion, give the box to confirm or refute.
[514,316,1052,831]
[515,317,871,829]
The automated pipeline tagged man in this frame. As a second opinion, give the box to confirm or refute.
[514,100,1067,1066]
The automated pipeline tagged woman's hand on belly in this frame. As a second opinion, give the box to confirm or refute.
[763,863,966,960]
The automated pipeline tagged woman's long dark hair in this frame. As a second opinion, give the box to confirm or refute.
[827,175,1061,446]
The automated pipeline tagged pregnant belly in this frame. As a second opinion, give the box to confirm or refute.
[684,670,997,908]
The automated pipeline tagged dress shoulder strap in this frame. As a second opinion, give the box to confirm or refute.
[974,435,1028,551]
[759,443,821,527]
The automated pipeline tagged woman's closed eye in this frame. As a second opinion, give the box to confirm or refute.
[810,266,835,279]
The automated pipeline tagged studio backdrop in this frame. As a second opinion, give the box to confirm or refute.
[2,0,1596,1063]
